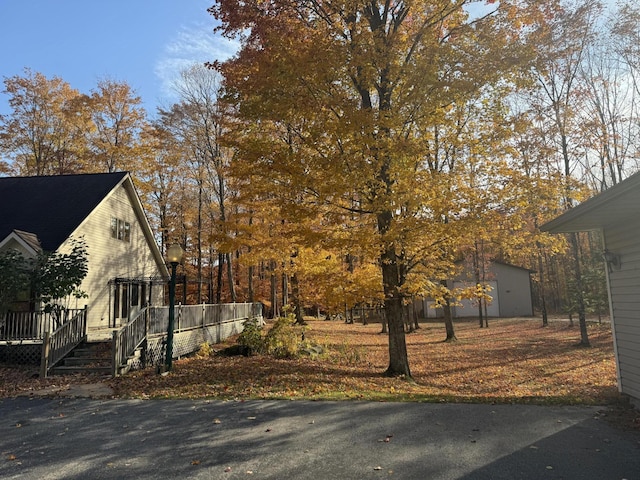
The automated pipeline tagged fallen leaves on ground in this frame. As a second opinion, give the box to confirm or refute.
[108,317,619,405]
[0,367,110,399]
[0,318,624,407]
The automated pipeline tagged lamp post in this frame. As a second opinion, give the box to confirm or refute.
[165,243,184,371]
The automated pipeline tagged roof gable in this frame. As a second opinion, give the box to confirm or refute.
[0,172,128,251]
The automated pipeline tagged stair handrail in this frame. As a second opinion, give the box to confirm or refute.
[39,306,88,377]
[112,307,149,376]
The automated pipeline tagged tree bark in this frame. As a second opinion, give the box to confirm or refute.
[270,260,278,319]
[216,253,224,304]
[281,271,289,309]
[380,310,388,334]
[290,271,306,325]
[570,232,590,346]
[441,280,457,342]
[537,243,549,327]
[378,211,411,378]
[226,253,237,303]
[248,265,254,303]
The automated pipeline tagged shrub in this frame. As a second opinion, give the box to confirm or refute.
[237,318,265,355]
[264,315,301,358]
[333,340,364,365]
[196,342,214,357]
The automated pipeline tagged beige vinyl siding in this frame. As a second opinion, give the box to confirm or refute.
[58,183,165,330]
[604,223,640,401]
[0,237,35,258]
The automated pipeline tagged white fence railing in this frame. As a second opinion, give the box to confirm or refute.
[112,302,263,376]
[40,307,87,377]
[147,303,263,335]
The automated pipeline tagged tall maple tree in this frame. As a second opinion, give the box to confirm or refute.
[0,68,86,175]
[210,0,553,377]
[79,78,147,174]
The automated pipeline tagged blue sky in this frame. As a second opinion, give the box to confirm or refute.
[0,0,238,117]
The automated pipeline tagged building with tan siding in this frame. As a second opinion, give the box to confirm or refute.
[0,172,169,338]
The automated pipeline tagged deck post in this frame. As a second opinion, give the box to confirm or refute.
[111,330,119,377]
[39,332,51,378]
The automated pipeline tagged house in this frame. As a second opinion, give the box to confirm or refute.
[541,170,640,408]
[420,261,534,318]
[0,172,169,339]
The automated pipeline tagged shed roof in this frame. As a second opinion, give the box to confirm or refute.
[0,172,128,251]
[540,170,640,233]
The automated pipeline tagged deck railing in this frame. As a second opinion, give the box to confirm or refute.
[0,308,86,342]
[147,303,264,335]
[112,307,149,376]
[112,302,263,375]
[40,307,87,377]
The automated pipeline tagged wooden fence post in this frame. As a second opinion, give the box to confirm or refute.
[111,330,119,377]
[40,332,50,378]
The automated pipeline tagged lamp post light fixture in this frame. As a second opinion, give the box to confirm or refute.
[165,243,184,371]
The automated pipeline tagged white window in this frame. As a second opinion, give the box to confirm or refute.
[111,217,131,242]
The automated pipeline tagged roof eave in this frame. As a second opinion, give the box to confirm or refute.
[540,170,640,234]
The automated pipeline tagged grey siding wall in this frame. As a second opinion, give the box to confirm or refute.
[604,223,640,403]
[58,184,164,330]
[452,280,500,317]
[491,263,533,317]
[451,262,532,318]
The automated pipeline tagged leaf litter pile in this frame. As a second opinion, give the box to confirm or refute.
[0,318,621,405]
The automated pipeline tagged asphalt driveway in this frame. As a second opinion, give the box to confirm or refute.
[0,397,639,479]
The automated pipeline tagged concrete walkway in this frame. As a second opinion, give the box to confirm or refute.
[0,397,638,479]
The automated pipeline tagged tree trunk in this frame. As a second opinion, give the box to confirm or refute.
[290,271,306,325]
[196,183,203,304]
[380,310,388,334]
[443,302,457,342]
[270,260,278,319]
[473,245,484,328]
[281,271,289,309]
[482,298,489,328]
[440,280,457,342]
[377,217,411,377]
[248,265,254,303]
[383,293,411,378]
[537,244,549,327]
[570,232,590,346]
[226,253,237,303]
[208,246,214,303]
[412,301,420,330]
[216,253,224,304]
[247,215,254,303]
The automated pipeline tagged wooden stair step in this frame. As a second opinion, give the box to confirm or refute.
[50,365,112,375]
[63,357,107,366]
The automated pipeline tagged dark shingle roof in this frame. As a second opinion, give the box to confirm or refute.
[0,172,128,252]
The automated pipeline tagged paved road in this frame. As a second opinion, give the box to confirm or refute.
[0,397,639,479]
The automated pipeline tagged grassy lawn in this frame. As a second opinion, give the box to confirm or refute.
[107,317,619,405]
[0,317,620,405]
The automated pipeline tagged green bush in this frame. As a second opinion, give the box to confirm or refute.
[264,315,301,359]
[237,318,265,355]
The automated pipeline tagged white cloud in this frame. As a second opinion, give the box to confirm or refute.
[155,22,239,107]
